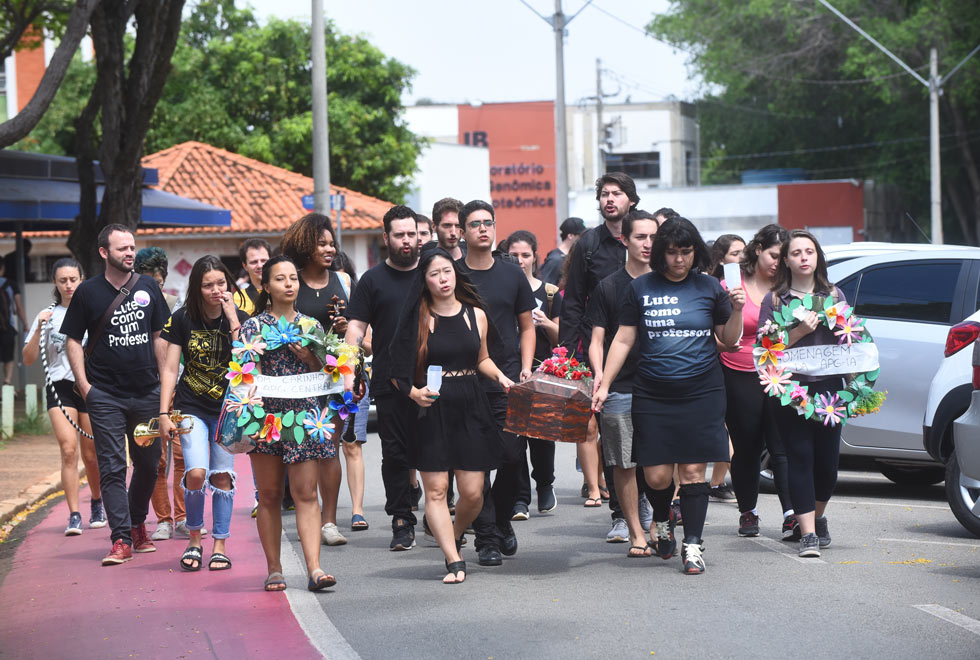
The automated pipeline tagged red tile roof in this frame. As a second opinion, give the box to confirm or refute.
[18,141,391,239]
[139,141,391,235]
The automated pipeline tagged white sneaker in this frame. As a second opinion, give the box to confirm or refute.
[321,522,348,546]
[150,521,173,541]
[174,520,208,538]
[605,518,629,543]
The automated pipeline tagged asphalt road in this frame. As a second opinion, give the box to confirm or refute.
[281,435,980,660]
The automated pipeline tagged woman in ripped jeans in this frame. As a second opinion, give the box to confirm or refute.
[159,256,250,571]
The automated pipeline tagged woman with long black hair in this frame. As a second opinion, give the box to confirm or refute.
[158,256,249,571]
[389,248,513,584]
[239,255,336,591]
[758,230,847,557]
[593,217,744,574]
[718,225,796,539]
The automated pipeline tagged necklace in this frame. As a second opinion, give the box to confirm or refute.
[789,286,814,295]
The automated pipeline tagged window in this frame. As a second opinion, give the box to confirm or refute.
[686,150,696,186]
[836,275,858,305]
[852,261,962,324]
[604,152,659,180]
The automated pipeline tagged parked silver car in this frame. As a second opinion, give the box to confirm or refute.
[947,338,980,536]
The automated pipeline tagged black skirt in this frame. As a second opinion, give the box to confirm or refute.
[631,361,729,466]
[410,374,502,472]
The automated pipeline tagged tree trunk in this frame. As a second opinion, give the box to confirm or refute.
[0,0,101,149]
[67,80,103,276]
[66,0,186,271]
[946,99,980,247]
[946,178,976,246]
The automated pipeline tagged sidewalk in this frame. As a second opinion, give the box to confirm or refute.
[0,439,324,659]
[0,432,67,528]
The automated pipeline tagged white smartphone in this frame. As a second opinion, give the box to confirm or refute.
[723,262,742,289]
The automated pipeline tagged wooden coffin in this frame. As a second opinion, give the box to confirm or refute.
[505,373,592,443]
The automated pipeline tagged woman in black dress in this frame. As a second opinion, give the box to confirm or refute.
[390,249,513,584]
[281,213,356,545]
[592,218,745,575]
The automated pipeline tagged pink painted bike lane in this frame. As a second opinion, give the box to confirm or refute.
[0,456,322,659]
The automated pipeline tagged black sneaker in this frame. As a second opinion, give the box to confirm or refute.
[501,529,518,556]
[653,507,677,560]
[478,545,503,566]
[282,494,295,511]
[390,520,416,551]
[89,499,107,529]
[681,540,705,574]
[671,499,683,527]
[65,512,83,536]
[799,532,821,557]
[410,483,422,512]
[710,484,737,502]
[511,503,530,521]
[782,514,801,541]
[738,511,760,537]
[537,485,557,513]
[447,491,456,515]
[815,516,832,548]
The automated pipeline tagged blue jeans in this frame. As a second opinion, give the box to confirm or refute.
[179,414,236,539]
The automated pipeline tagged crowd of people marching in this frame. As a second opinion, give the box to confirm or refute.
[28,171,851,589]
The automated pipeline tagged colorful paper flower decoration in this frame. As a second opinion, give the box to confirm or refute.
[262,316,302,350]
[323,353,354,383]
[303,406,335,444]
[824,303,849,329]
[759,364,793,396]
[232,336,266,363]
[757,335,786,367]
[328,391,360,421]
[226,361,255,387]
[259,413,282,442]
[788,383,809,402]
[815,392,844,427]
[297,316,318,334]
[834,318,865,347]
[225,385,263,415]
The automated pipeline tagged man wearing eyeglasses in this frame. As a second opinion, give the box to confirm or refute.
[456,200,536,568]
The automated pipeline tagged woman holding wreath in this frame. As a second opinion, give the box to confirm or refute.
[238,255,337,591]
[158,256,249,571]
[389,248,513,584]
[758,230,848,558]
[592,217,744,575]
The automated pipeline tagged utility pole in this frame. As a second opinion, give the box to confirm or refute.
[552,0,569,227]
[818,0,980,245]
[311,0,337,244]
[596,57,604,175]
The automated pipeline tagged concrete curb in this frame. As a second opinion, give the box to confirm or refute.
[0,467,78,527]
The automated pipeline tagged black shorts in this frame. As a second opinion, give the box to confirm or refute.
[47,379,87,413]
[0,328,15,363]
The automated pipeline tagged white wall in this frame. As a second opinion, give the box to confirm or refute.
[404,105,459,144]
[405,142,490,218]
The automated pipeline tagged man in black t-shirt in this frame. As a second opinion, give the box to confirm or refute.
[456,200,535,567]
[539,216,585,286]
[587,210,669,555]
[62,224,169,566]
[345,205,421,551]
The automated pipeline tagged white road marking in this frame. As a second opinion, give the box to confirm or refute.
[746,535,827,564]
[913,604,980,637]
[281,529,362,660]
[878,537,980,549]
[832,499,948,510]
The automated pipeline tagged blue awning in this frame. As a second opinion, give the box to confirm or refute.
[0,177,231,231]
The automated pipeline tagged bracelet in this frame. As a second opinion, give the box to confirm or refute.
[159,412,170,416]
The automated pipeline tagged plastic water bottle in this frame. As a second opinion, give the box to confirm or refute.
[426,365,442,394]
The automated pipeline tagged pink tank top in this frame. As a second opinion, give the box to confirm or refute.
[720,283,762,372]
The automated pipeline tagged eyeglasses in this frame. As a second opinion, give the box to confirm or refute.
[467,219,495,229]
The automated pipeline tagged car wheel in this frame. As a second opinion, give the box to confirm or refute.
[877,464,946,486]
[944,452,980,538]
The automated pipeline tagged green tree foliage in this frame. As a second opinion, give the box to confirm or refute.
[19,1,421,203]
[150,1,421,202]
[648,0,980,243]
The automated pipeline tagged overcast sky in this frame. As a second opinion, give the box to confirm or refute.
[244,0,702,106]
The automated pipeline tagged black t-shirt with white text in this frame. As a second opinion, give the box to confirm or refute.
[621,271,731,382]
[587,268,639,393]
[161,307,250,419]
[456,257,536,385]
[346,262,417,397]
[61,274,168,398]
